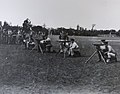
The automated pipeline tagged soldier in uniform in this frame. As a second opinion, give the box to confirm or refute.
[97,39,117,63]
[59,31,69,53]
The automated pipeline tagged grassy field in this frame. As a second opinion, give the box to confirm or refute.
[0,35,120,94]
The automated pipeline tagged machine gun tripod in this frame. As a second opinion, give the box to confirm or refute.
[85,44,107,64]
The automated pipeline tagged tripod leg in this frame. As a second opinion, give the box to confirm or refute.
[99,51,106,64]
[63,48,68,58]
[64,51,65,58]
[85,51,97,63]
[30,44,36,52]
[56,46,65,56]
[38,44,43,54]
[56,49,61,56]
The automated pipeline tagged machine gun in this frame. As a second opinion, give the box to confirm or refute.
[93,43,104,47]
[84,43,106,64]
[93,43,105,50]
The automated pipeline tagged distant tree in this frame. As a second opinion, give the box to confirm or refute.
[32,26,42,33]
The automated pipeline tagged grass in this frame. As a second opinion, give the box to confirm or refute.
[0,35,120,94]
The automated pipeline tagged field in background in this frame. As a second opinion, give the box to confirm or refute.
[0,36,120,94]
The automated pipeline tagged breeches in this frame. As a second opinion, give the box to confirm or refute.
[107,52,116,58]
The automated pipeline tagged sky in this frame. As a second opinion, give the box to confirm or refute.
[0,0,120,30]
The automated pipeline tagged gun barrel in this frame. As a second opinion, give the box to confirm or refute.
[93,43,103,46]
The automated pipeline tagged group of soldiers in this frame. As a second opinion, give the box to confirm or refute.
[58,30,80,57]
[0,22,23,44]
[23,28,80,57]
[57,30,117,63]
[58,31,117,63]
[22,19,52,53]
[21,18,80,57]
[0,18,117,63]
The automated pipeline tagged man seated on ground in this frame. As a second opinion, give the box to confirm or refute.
[103,41,117,63]
[40,35,52,52]
[97,40,117,63]
[68,38,79,57]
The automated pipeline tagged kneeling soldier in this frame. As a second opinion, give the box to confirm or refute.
[68,38,79,57]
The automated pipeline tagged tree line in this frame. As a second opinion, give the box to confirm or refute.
[0,20,120,37]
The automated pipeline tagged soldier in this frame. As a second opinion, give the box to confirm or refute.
[68,38,79,56]
[40,35,52,52]
[59,30,69,40]
[59,31,69,53]
[103,41,117,63]
[97,39,117,63]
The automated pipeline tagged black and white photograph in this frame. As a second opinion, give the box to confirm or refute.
[0,0,120,94]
